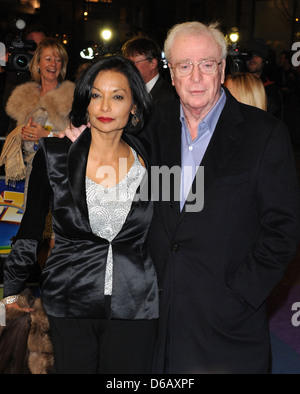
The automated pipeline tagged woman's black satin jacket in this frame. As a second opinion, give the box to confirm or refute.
[3,128,159,320]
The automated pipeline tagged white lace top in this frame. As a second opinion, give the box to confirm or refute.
[86,147,145,296]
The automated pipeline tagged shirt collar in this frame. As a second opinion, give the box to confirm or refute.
[146,73,160,92]
[180,87,226,140]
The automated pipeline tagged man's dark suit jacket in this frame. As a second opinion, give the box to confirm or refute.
[141,88,300,374]
[150,75,177,104]
[3,129,159,321]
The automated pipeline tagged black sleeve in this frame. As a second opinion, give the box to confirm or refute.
[17,143,52,240]
[3,143,52,297]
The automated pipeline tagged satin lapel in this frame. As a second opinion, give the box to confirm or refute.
[112,133,151,241]
[122,132,152,204]
[68,127,91,221]
[122,133,149,169]
[181,93,246,217]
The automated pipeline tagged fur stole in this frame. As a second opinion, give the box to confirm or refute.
[0,289,54,374]
[5,80,75,131]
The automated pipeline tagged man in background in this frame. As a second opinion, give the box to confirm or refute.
[3,25,47,104]
[122,36,177,104]
[24,24,47,54]
[245,38,281,117]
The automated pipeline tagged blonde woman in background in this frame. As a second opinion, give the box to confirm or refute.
[0,37,74,184]
[224,71,267,111]
[0,37,74,265]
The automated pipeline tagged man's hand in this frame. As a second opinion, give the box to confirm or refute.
[58,124,87,142]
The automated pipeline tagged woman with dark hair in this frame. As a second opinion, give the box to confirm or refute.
[1,55,158,374]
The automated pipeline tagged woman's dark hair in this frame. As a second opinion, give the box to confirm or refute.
[70,55,152,133]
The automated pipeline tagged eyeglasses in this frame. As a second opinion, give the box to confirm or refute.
[132,57,153,64]
[171,60,222,75]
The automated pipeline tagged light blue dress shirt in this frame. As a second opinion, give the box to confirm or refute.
[180,88,226,210]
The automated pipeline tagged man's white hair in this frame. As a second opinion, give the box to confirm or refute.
[164,21,228,63]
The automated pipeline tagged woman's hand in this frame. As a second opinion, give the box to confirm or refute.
[6,302,34,313]
[21,117,49,142]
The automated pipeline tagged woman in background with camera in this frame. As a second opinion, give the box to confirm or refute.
[1,37,74,183]
[0,37,74,264]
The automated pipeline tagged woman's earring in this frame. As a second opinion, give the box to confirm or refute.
[37,68,40,73]
[131,113,139,127]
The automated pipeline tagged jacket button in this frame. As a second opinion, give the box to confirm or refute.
[170,243,179,252]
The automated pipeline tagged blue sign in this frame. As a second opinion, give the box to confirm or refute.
[0,179,24,255]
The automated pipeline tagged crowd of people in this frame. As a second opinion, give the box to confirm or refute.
[0,21,300,375]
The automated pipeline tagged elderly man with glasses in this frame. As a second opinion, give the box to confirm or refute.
[140,21,300,374]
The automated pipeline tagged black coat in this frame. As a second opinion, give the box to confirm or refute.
[141,89,300,374]
[3,129,159,321]
[150,75,178,104]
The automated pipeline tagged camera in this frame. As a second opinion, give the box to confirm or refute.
[226,48,252,74]
[6,18,37,72]
[7,38,36,72]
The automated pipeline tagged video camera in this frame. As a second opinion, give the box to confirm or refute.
[6,18,37,72]
[7,38,36,72]
[226,48,252,74]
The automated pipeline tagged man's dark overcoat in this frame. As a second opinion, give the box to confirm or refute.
[141,89,300,374]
